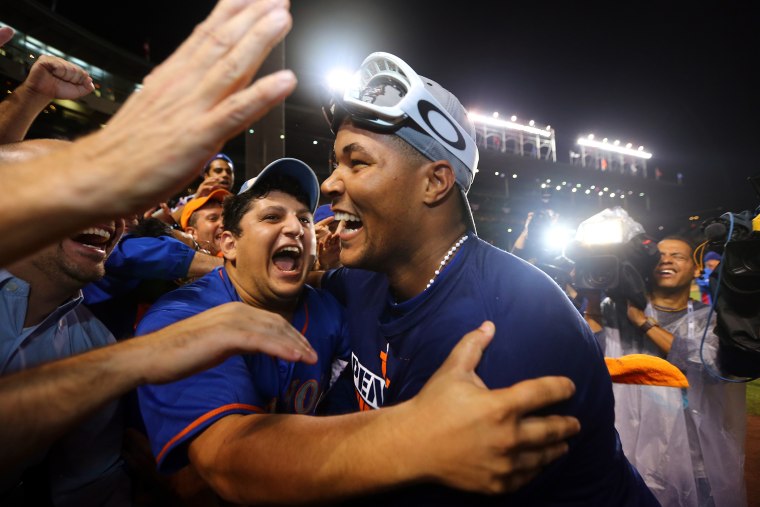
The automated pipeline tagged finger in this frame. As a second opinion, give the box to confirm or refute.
[436,321,495,375]
[0,26,15,47]
[495,376,576,416]
[167,0,278,69]
[254,337,318,365]
[197,70,296,143]
[197,4,292,102]
[316,216,335,227]
[500,469,541,493]
[514,415,580,448]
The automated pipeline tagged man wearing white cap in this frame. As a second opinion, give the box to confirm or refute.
[317,51,659,506]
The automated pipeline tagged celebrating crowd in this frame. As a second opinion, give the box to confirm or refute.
[0,3,749,506]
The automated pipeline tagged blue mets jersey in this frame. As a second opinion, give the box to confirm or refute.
[322,233,659,506]
[136,267,350,473]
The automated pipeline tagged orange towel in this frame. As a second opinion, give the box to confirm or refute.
[605,354,689,388]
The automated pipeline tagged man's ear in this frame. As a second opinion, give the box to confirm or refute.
[423,161,457,206]
[184,226,198,241]
[220,230,238,261]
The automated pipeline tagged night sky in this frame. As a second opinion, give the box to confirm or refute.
[50,0,760,215]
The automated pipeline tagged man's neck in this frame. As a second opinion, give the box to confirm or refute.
[6,264,79,327]
[225,265,298,322]
[387,228,468,302]
[650,286,691,311]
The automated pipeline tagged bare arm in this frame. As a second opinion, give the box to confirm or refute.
[0,302,317,473]
[186,250,224,277]
[582,290,603,333]
[189,322,581,504]
[626,302,674,354]
[1,0,297,267]
[0,55,94,143]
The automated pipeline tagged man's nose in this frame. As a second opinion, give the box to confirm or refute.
[283,214,304,237]
[321,172,344,197]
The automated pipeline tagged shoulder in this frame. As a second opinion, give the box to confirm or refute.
[136,269,228,334]
[468,237,567,298]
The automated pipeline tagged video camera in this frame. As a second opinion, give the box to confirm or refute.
[564,207,661,310]
[700,175,760,378]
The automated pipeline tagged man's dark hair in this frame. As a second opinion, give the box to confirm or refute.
[132,217,173,238]
[223,174,311,236]
[203,153,234,176]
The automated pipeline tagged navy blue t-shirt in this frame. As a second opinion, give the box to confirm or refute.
[322,233,658,506]
[136,267,350,473]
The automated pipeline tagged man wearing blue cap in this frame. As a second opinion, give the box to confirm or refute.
[137,158,351,474]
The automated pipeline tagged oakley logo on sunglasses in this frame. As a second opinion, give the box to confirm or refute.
[417,100,467,152]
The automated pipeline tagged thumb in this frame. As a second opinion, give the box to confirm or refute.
[440,321,495,374]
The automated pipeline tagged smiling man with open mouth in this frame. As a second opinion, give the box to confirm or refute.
[136,158,351,490]
[0,138,130,504]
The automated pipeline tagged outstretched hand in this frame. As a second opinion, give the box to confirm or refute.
[405,321,580,494]
[139,302,318,385]
[85,0,298,214]
[23,55,95,100]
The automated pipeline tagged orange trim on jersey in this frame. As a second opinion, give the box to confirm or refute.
[379,349,391,388]
[300,302,309,335]
[156,403,263,464]
[356,391,371,412]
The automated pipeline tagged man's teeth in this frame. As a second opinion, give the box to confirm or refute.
[80,227,111,240]
[278,246,301,255]
[660,269,675,275]
[334,211,360,223]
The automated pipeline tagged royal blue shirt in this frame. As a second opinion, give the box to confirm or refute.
[136,267,350,473]
[83,234,197,339]
[322,233,659,506]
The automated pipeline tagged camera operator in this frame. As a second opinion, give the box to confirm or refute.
[584,235,747,507]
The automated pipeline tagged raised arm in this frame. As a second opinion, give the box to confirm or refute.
[1,0,297,267]
[0,302,317,473]
[0,55,95,143]
[189,321,581,504]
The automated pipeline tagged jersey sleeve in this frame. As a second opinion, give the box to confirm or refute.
[106,235,196,280]
[137,356,267,473]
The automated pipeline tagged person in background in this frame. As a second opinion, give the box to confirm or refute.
[0,43,94,144]
[696,250,721,305]
[178,188,230,256]
[585,236,746,506]
[313,203,341,270]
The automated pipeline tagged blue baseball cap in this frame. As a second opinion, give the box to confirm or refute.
[237,158,320,214]
[314,204,334,223]
[704,251,722,263]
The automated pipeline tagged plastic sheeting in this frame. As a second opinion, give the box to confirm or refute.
[605,302,746,507]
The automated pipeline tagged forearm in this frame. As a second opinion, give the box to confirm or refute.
[1,131,190,267]
[0,335,148,472]
[191,405,426,504]
[582,292,603,332]
[643,326,674,354]
[187,251,224,277]
[0,84,51,143]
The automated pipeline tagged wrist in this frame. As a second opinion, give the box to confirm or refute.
[638,316,659,333]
